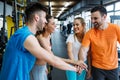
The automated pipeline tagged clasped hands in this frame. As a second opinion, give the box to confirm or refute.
[73,60,87,74]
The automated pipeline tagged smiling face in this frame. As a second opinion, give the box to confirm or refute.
[73,18,85,34]
[45,17,56,34]
[91,11,106,29]
[90,6,107,29]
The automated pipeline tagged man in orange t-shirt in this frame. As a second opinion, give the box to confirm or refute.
[78,6,120,80]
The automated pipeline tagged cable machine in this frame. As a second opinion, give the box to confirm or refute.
[0,0,25,70]
[0,0,7,70]
[11,0,25,36]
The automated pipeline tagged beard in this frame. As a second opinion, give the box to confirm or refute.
[36,25,43,32]
[36,19,44,32]
[93,22,101,29]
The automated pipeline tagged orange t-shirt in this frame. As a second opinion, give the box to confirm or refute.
[82,23,120,70]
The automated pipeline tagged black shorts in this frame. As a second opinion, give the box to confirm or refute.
[91,66,119,80]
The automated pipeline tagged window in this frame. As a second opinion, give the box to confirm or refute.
[115,11,120,15]
[106,5,114,11]
[107,12,114,17]
[115,2,120,10]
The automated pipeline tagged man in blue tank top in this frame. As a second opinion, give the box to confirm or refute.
[0,2,86,80]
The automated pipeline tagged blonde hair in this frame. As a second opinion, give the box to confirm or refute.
[74,17,86,42]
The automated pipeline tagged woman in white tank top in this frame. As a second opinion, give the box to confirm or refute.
[66,17,87,80]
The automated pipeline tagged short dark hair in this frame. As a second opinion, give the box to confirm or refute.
[25,2,48,22]
[91,5,107,16]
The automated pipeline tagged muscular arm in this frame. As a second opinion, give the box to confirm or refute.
[61,58,76,65]
[37,34,83,70]
[24,35,76,71]
[62,42,78,65]
[78,45,90,70]
[38,35,77,65]
[78,45,89,61]
[37,35,53,54]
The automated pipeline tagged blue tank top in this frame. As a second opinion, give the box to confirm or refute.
[0,26,36,80]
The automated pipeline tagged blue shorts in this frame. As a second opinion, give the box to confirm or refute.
[66,69,86,80]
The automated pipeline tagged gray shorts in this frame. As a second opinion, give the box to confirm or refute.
[30,64,48,80]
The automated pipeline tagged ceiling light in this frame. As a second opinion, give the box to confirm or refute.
[64,2,70,7]
[49,2,51,7]
[61,7,65,11]
[56,11,62,18]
